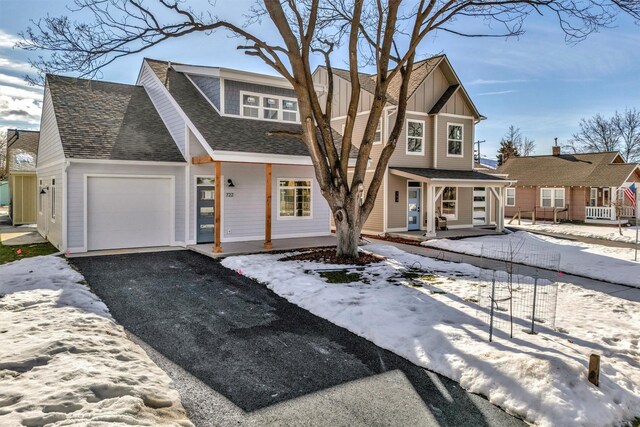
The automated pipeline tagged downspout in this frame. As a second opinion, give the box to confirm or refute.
[62,160,70,252]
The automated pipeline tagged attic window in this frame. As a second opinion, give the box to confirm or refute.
[240,91,298,123]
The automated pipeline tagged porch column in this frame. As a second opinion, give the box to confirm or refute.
[611,187,618,220]
[264,163,273,249]
[213,161,222,253]
[490,187,504,232]
[425,184,436,236]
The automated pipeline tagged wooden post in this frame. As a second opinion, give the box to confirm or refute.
[588,354,600,387]
[264,163,273,249]
[213,161,222,253]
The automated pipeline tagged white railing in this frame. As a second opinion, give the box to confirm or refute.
[621,206,636,218]
[585,206,615,220]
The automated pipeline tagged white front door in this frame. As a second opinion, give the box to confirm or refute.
[473,187,487,225]
[87,176,173,250]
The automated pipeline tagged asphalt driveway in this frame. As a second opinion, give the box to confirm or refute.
[71,250,523,426]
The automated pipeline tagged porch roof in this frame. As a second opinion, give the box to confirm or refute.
[390,167,512,185]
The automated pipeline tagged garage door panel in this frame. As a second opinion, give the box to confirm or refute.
[87,177,172,250]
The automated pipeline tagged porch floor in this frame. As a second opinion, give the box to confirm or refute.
[188,235,337,258]
[387,226,504,242]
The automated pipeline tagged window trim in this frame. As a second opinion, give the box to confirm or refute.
[440,186,458,220]
[589,188,597,207]
[239,90,299,123]
[277,178,313,220]
[540,187,565,209]
[373,119,382,145]
[446,123,464,158]
[405,119,425,156]
[505,187,516,207]
[50,178,56,223]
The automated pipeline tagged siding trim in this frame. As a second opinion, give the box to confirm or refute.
[68,158,186,166]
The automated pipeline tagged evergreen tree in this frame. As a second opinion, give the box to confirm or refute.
[497,140,520,165]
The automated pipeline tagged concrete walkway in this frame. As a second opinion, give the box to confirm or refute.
[366,237,640,303]
[0,207,46,246]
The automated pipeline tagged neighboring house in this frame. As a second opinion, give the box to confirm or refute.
[5,129,39,225]
[313,55,513,236]
[496,147,640,223]
[37,59,349,253]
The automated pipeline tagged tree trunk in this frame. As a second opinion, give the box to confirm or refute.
[335,218,361,259]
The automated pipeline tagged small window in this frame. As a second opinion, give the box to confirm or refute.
[50,178,56,221]
[506,188,516,207]
[447,124,463,156]
[541,188,564,208]
[263,97,279,120]
[406,119,424,155]
[283,99,298,122]
[278,179,311,218]
[373,120,382,144]
[197,177,215,186]
[441,187,457,219]
[242,94,259,118]
[589,188,597,206]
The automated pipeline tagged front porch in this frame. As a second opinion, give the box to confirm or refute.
[189,235,337,258]
[585,205,635,224]
[386,226,504,242]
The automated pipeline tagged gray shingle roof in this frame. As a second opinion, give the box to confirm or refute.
[495,152,639,187]
[429,85,459,115]
[46,75,185,162]
[391,167,507,181]
[6,129,39,173]
[145,59,354,158]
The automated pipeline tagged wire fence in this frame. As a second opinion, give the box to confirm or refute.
[476,235,561,341]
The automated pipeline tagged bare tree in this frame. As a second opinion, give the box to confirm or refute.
[0,129,7,179]
[17,0,640,258]
[568,114,620,154]
[612,108,640,162]
[501,125,535,156]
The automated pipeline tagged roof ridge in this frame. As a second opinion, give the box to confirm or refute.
[47,74,138,89]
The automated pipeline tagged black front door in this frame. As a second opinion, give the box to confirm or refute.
[197,185,215,243]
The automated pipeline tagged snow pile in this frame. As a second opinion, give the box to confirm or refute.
[0,256,192,426]
[511,220,640,244]
[222,245,640,427]
[423,231,640,287]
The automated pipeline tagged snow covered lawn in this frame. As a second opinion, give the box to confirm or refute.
[423,231,640,288]
[510,219,640,244]
[0,256,192,426]
[222,245,640,427]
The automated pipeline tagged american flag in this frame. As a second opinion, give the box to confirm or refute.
[624,183,637,208]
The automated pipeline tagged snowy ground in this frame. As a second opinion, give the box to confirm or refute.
[0,256,193,426]
[222,245,640,427]
[423,231,640,288]
[509,219,640,244]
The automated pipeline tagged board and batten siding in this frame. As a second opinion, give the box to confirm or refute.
[66,163,186,251]
[223,80,296,116]
[312,67,375,117]
[36,163,64,249]
[37,86,65,167]
[139,63,186,154]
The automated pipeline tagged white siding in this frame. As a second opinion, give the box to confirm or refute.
[221,163,266,241]
[139,63,186,155]
[36,163,64,250]
[37,86,65,167]
[66,162,186,251]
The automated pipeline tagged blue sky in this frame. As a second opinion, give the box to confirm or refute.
[0,0,638,158]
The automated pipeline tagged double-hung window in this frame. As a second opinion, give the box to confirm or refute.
[241,91,298,122]
[447,124,463,156]
[406,119,424,155]
[541,188,565,208]
[506,188,516,207]
[589,188,597,206]
[441,187,457,219]
[278,179,312,218]
[373,120,382,144]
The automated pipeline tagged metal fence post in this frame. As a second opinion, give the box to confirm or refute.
[489,276,496,342]
[530,276,538,334]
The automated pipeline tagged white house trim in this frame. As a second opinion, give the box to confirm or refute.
[67,158,187,167]
[438,113,475,120]
[405,118,426,156]
[276,178,314,220]
[446,122,464,158]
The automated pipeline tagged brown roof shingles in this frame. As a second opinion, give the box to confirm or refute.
[496,152,639,187]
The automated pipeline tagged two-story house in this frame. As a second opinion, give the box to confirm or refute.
[313,55,513,237]
[36,58,353,253]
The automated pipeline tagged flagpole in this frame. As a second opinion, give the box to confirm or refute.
[635,185,639,262]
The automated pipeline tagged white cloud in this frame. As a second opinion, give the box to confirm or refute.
[0,72,34,89]
[0,83,42,100]
[476,90,518,96]
[0,30,19,49]
[0,57,34,73]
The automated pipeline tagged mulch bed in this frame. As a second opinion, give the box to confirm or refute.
[362,234,423,247]
[280,248,384,266]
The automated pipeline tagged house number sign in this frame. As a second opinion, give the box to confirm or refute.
[226,192,234,198]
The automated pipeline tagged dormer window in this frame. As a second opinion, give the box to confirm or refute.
[241,91,298,122]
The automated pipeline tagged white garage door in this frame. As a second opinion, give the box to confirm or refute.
[87,176,173,250]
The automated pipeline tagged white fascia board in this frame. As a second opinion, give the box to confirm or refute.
[67,158,187,167]
[211,150,358,167]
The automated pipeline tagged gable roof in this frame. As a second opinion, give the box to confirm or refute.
[46,74,185,162]
[6,129,39,173]
[496,151,640,187]
[326,55,482,119]
[144,59,353,159]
